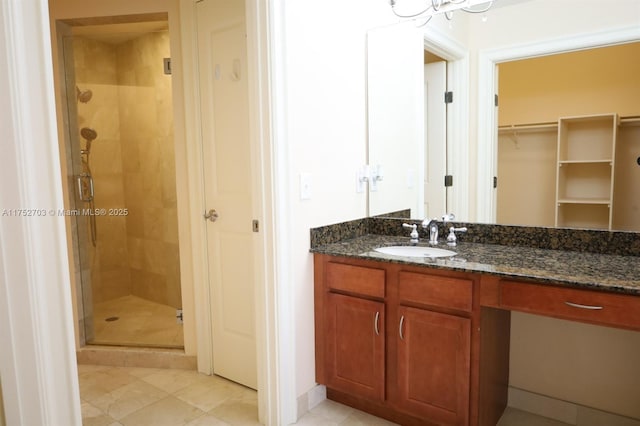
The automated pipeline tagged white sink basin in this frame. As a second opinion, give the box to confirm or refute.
[374,246,456,258]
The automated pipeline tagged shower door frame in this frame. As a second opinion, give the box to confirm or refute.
[57,17,188,350]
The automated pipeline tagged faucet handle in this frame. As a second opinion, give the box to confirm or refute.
[402,223,419,243]
[446,226,467,246]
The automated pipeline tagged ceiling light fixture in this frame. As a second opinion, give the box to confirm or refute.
[390,0,494,24]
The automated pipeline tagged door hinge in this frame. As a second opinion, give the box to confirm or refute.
[163,58,172,75]
[252,219,260,232]
[444,175,453,187]
[176,309,183,324]
[494,94,498,107]
[493,176,498,188]
[444,91,453,104]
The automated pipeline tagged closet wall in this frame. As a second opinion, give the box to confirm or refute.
[497,42,640,230]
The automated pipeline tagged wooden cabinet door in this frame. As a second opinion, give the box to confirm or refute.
[325,292,385,401]
[397,306,471,425]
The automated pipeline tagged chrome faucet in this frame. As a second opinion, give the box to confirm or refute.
[422,218,439,245]
[422,214,455,245]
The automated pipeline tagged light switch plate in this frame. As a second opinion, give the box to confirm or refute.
[300,173,312,200]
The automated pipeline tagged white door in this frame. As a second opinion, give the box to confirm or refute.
[424,61,447,218]
[196,0,257,389]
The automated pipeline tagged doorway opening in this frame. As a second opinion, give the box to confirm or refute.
[58,14,184,348]
[423,49,448,219]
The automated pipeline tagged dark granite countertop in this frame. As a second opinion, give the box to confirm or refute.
[311,234,640,296]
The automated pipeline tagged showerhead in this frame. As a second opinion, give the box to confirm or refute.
[80,127,98,152]
[81,127,97,142]
[76,86,93,103]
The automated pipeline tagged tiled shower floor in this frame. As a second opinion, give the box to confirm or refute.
[91,295,184,348]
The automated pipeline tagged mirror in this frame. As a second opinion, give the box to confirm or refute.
[367,23,463,221]
[367,23,424,219]
[366,3,640,232]
[496,43,640,232]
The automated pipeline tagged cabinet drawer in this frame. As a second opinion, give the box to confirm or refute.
[501,280,640,330]
[326,261,385,298]
[398,271,473,312]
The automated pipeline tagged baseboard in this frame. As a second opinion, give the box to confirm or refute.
[76,345,197,370]
[508,387,640,426]
[296,384,327,420]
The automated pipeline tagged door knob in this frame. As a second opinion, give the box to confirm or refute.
[204,209,219,222]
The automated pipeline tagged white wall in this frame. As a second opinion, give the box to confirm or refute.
[281,0,470,407]
[283,0,389,400]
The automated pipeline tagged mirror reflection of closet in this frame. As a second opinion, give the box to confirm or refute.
[496,42,640,231]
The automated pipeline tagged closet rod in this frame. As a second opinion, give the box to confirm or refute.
[620,116,640,127]
[498,122,558,133]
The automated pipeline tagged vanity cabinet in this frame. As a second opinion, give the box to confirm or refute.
[314,254,480,426]
[322,261,386,401]
[314,237,640,425]
[324,292,385,401]
[396,306,471,424]
[396,271,473,424]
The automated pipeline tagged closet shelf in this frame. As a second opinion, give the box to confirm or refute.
[558,159,613,165]
[557,198,611,205]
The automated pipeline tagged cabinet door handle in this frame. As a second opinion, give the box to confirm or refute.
[565,301,603,310]
[374,311,380,336]
[399,315,405,340]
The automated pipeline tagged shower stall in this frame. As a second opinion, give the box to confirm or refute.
[62,20,183,348]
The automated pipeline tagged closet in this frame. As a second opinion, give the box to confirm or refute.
[496,42,640,231]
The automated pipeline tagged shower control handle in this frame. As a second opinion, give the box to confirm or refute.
[204,209,219,222]
[77,173,94,202]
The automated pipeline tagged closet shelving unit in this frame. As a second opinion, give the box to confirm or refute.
[554,113,618,230]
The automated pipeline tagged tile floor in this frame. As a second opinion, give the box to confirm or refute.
[91,295,184,348]
[79,364,569,426]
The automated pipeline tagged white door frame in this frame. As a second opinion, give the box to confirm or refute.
[180,1,295,424]
[422,26,470,220]
[0,0,82,424]
[475,26,640,223]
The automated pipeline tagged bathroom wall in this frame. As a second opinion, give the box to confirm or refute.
[282,0,470,405]
[72,30,180,311]
[117,31,181,308]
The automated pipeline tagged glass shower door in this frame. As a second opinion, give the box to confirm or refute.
[61,23,183,349]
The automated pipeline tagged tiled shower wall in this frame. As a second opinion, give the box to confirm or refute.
[117,31,181,309]
[74,37,130,303]
[73,31,181,310]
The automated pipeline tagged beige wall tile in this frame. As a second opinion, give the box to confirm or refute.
[143,240,166,275]
[73,30,180,317]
